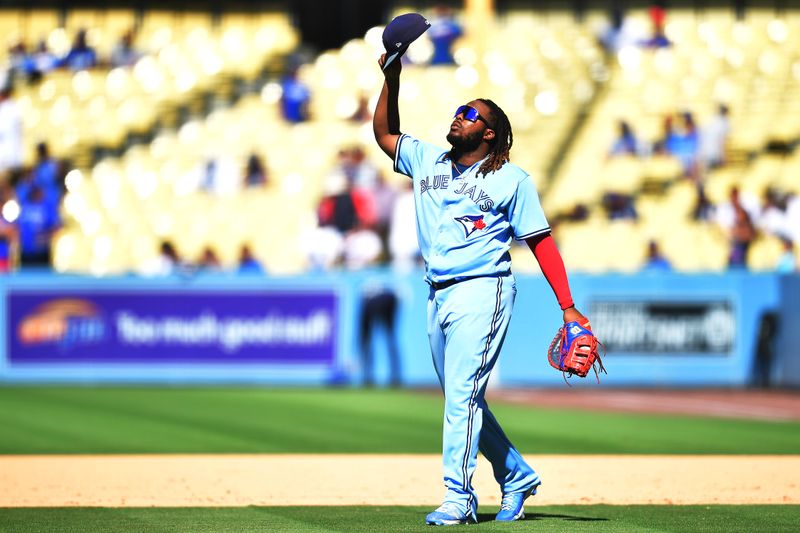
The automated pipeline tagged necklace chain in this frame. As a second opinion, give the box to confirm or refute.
[452,161,467,177]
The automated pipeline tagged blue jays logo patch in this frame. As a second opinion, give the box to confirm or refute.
[455,215,487,238]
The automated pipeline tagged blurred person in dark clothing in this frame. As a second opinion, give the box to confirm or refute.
[692,185,715,221]
[244,153,269,187]
[602,192,637,220]
[359,283,401,387]
[60,29,97,71]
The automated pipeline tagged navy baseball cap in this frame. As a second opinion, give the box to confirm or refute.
[382,13,431,70]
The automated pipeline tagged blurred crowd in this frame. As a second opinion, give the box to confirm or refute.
[0,7,797,276]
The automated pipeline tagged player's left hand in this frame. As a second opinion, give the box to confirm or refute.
[562,306,585,324]
[547,314,606,383]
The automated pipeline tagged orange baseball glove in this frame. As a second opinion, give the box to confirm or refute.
[547,318,606,384]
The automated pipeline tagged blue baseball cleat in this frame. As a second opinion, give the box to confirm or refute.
[425,502,477,526]
[495,483,540,522]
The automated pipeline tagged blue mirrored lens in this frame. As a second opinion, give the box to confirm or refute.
[454,105,480,122]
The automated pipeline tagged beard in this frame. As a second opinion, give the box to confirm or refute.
[446,128,483,153]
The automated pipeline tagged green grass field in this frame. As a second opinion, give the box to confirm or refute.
[1,386,799,454]
[1,505,798,533]
[2,386,799,532]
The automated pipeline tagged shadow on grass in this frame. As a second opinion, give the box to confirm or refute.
[476,512,609,523]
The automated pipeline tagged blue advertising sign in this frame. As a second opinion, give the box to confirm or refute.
[7,290,337,365]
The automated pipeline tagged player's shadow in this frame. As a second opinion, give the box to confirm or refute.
[476,512,608,523]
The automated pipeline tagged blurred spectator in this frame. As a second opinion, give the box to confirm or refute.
[388,180,420,270]
[149,240,181,276]
[279,66,311,123]
[237,244,264,275]
[318,174,358,233]
[602,192,637,220]
[198,247,222,272]
[692,184,715,221]
[786,193,800,244]
[0,182,18,272]
[597,6,646,54]
[672,111,700,179]
[642,6,671,48]
[643,240,671,272]
[349,92,372,123]
[16,185,60,268]
[728,205,756,269]
[343,223,384,270]
[756,189,789,239]
[306,225,344,270]
[652,115,679,156]
[7,41,35,79]
[0,78,23,175]
[609,120,639,157]
[358,283,401,387]
[370,174,397,249]
[60,29,97,71]
[776,237,797,273]
[699,104,730,170]
[31,40,58,77]
[715,186,760,232]
[331,146,380,190]
[318,158,376,233]
[200,156,240,195]
[110,30,142,68]
[244,153,269,187]
[427,5,463,66]
[31,142,61,192]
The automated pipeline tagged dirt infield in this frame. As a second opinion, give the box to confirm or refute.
[1,454,798,507]
[487,389,800,421]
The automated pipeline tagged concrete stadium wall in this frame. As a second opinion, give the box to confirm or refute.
[0,270,795,388]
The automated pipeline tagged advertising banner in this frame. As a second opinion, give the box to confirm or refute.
[7,290,337,365]
[589,300,735,355]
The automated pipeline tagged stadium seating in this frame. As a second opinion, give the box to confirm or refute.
[3,7,798,275]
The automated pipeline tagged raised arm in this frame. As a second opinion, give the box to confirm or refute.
[373,54,402,160]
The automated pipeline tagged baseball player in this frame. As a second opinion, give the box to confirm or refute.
[373,54,590,525]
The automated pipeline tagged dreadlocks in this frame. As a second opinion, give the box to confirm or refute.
[476,98,512,177]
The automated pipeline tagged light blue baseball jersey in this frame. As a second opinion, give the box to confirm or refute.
[393,134,550,283]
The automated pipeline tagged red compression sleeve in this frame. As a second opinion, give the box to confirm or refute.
[526,234,574,310]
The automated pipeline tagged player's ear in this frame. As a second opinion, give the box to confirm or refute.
[483,128,495,143]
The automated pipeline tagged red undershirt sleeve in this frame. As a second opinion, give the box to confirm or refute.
[525,234,574,310]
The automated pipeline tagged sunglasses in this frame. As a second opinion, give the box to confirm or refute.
[454,105,494,129]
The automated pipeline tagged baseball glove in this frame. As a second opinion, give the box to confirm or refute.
[547,318,606,384]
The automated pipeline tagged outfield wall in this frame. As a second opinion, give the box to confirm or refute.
[0,270,795,387]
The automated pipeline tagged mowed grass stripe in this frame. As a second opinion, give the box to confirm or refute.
[0,387,799,454]
[0,506,798,533]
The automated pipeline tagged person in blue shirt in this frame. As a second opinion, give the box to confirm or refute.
[428,6,463,65]
[60,29,97,71]
[280,66,311,123]
[16,185,60,267]
[643,240,671,272]
[373,50,592,526]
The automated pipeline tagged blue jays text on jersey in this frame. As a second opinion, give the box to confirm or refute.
[394,133,550,284]
[419,174,494,211]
